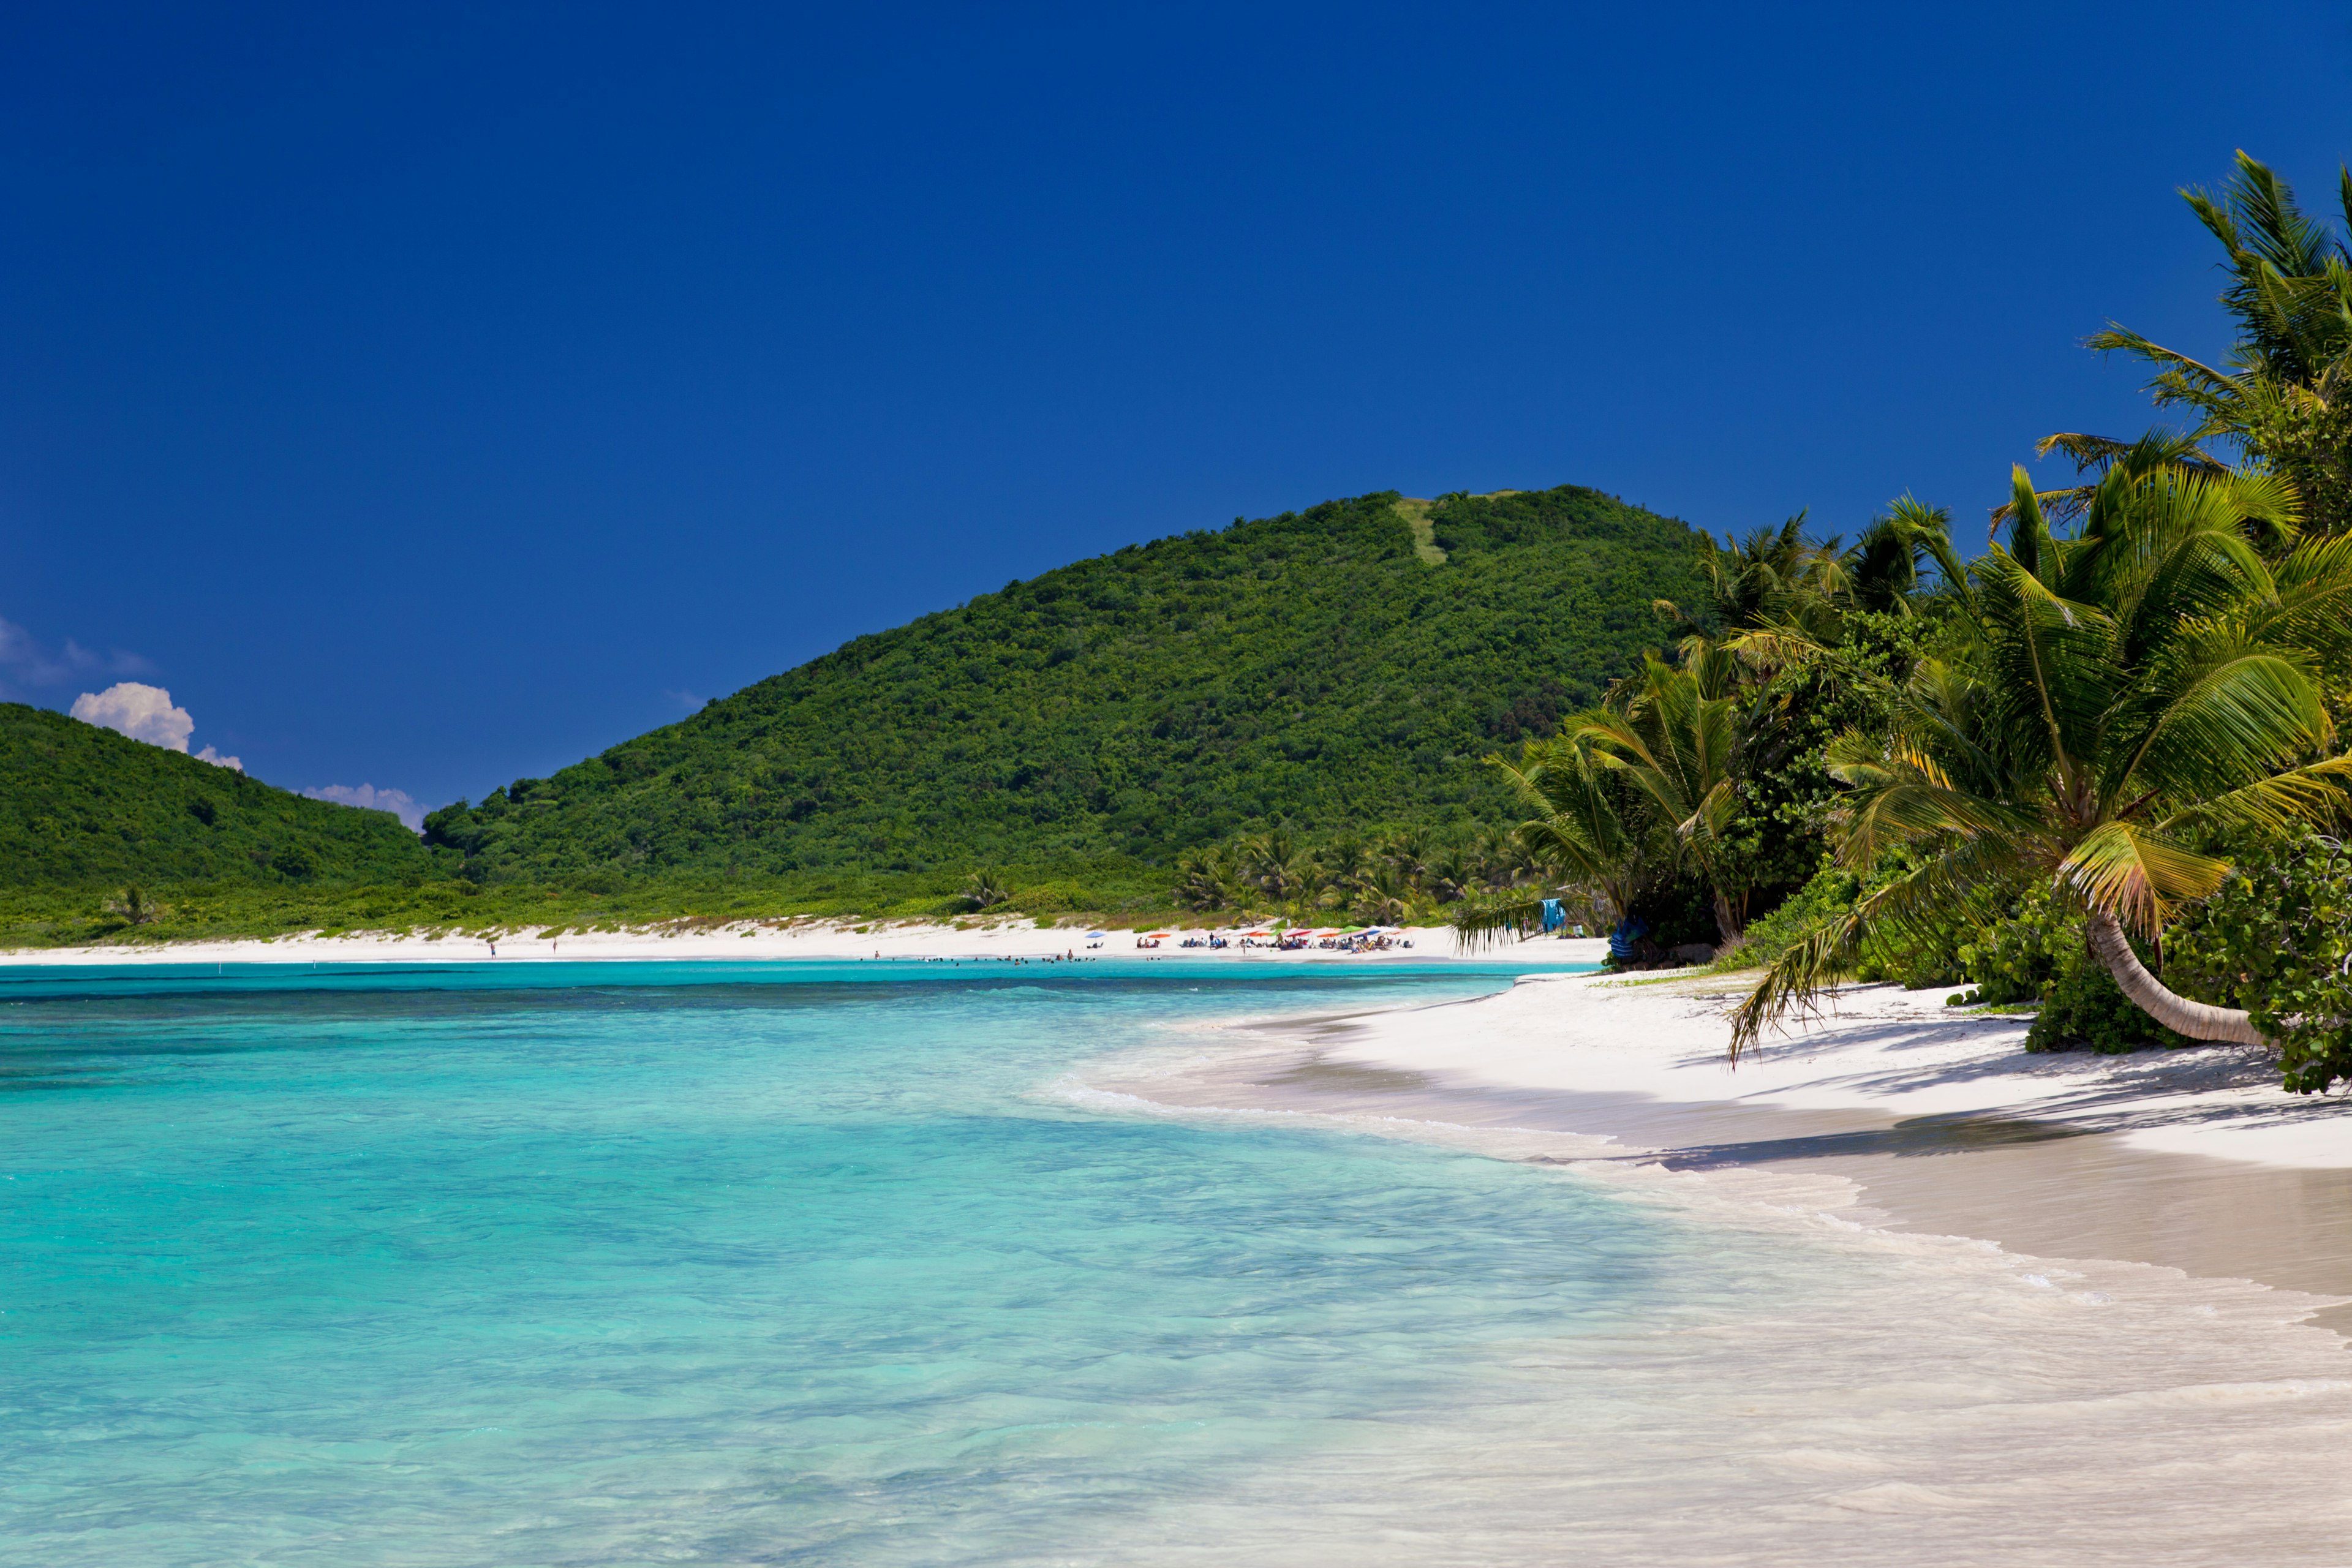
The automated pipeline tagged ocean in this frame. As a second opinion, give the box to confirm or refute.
[6,960,2350,1566]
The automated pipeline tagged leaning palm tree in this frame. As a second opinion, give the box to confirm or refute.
[1732,458,2352,1061]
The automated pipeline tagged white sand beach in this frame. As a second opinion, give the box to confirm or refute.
[0,920,1599,967]
[1054,966,2352,1558]
[1086,965,2352,1326]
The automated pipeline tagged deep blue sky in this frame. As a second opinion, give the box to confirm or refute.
[6,2,2352,815]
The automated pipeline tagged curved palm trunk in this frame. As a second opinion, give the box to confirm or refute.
[2085,911,2267,1046]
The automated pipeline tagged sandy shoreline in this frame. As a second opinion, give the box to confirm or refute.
[0,919,1608,968]
[1080,968,2352,1335]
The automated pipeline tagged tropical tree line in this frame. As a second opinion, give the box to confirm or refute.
[1455,150,2352,1092]
[1168,825,1548,926]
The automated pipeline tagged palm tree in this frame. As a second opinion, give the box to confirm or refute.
[1665,513,1846,636]
[1451,733,1660,946]
[1172,846,1235,911]
[1374,827,1430,889]
[1423,840,1477,904]
[1238,830,1305,900]
[1732,458,2352,1061]
[1576,653,1752,945]
[1996,429,2233,537]
[1352,862,1416,926]
[2083,151,2352,532]
[1470,825,1539,893]
[958,867,1012,912]
[1842,497,1963,614]
[1283,863,1332,923]
[1318,832,1370,888]
[103,885,163,927]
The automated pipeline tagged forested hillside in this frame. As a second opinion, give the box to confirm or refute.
[0,704,437,888]
[424,486,1702,881]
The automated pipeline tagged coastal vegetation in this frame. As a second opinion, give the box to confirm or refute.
[417,486,1700,880]
[1727,454,2352,1061]
[1,704,436,888]
[20,147,2352,1101]
[1450,151,2352,1091]
[0,488,1700,946]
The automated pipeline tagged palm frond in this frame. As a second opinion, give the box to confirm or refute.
[1450,894,1556,950]
[2104,643,2328,809]
[2059,822,2230,938]
[1728,839,2032,1061]
[2158,754,2352,837]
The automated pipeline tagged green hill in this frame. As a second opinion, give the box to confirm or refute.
[423,486,1703,883]
[0,703,436,889]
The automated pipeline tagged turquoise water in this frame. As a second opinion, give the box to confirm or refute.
[13,960,2351,1566]
[2,960,1721,1566]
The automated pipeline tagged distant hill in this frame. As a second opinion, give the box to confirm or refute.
[0,704,437,888]
[424,485,1703,882]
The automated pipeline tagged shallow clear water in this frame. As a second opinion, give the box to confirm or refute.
[8,960,2352,1567]
[2,962,1643,1564]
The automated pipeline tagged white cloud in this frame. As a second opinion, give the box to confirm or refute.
[68,681,243,769]
[72,682,195,750]
[304,783,426,832]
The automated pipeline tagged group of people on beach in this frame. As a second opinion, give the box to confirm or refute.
[1160,927,1409,953]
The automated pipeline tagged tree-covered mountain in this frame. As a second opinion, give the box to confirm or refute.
[423,486,1704,881]
[0,703,437,888]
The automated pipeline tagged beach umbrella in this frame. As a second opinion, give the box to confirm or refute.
[1144,931,1174,939]
[1085,932,1106,938]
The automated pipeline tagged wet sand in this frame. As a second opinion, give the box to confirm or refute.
[1082,979,2352,1334]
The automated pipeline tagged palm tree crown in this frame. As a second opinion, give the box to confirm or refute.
[2084,151,2352,532]
[1732,456,2352,1058]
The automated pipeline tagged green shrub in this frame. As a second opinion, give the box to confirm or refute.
[1012,880,1090,915]
[2166,836,2352,1092]
[1943,881,2173,1052]
[1714,861,1856,971]
[1954,882,2069,1006]
[2024,960,2181,1054]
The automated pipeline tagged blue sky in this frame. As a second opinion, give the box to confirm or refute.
[5,2,2351,816]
